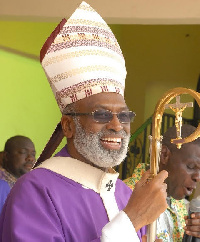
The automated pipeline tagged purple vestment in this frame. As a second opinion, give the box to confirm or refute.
[0,146,146,241]
[0,179,10,214]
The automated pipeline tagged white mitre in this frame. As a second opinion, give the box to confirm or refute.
[40,1,127,112]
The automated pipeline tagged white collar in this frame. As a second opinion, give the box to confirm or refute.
[36,156,120,220]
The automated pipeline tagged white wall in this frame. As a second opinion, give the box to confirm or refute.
[1,0,200,24]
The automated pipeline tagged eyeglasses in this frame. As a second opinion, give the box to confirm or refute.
[64,110,136,123]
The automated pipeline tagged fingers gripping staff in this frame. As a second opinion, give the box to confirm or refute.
[124,170,168,233]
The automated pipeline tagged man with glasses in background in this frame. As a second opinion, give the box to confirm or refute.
[0,2,167,241]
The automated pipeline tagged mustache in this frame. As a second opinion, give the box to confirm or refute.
[74,117,129,139]
[96,130,129,139]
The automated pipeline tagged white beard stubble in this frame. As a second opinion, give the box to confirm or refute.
[73,118,130,168]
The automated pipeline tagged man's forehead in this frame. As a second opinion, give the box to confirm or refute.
[11,139,34,148]
[76,92,127,109]
[175,143,200,161]
[184,142,200,150]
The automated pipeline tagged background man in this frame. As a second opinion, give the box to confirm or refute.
[0,2,167,241]
[0,135,36,187]
[124,124,200,241]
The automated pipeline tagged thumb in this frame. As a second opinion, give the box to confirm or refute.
[153,170,168,184]
[142,235,147,242]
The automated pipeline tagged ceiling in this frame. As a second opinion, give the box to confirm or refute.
[1,0,200,24]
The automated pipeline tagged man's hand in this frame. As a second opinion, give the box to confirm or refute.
[142,235,163,242]
[184,212,200,238]
[124,170,168,232]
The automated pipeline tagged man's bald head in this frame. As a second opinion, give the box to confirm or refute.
[162,124,200,152]
[4,136,34,152]
[3,135,36,178]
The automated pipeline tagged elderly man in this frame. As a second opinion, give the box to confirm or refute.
[124,124,200,241]
[0,2,167,241]
[0,135,36,188]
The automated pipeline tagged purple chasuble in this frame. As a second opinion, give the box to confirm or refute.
[0,145,146,241]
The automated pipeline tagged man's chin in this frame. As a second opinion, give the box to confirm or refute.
[92,159,123,169]
[20,169,30,176]
[172,193,185,200]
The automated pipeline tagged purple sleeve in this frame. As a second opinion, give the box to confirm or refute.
[0,176,65,241]
[0,180,10,214]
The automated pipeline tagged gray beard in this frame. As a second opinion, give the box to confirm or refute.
[73,118,130,168]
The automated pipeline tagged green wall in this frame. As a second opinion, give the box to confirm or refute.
[0,21,58,56]
[120,25,200,132]
[0,21,200,156]
[0,48,64,157]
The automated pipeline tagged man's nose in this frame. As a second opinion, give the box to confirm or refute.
[106,114,123,132]
[26,153,36,162]
[192,170,200,182]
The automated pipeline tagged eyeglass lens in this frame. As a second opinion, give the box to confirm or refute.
[93,110,135,123]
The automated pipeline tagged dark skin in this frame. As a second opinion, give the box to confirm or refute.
[62,91,130,170]
[159,143,200,238]
[61,92,168,233]
[3,137,36,178]
[0,151,4,167]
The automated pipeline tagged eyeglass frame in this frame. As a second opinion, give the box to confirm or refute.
[63,110,136,124]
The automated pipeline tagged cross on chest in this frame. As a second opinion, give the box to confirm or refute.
[106,180,113,191]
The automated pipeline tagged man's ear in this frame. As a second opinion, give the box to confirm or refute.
[61,115,75,139]
[160,145,171,165]
[2,151,8,168]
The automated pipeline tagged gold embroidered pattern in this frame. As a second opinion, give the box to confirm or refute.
[47,34,122,56]
[60,25,116,40]
[50,65,123,83]
[55,78,124,110]
[58,78,124,98]
[67,19,109,31]
[43,50,123,67]
[53,32,118,46]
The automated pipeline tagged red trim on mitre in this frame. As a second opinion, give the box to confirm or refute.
[40,18,67,63]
